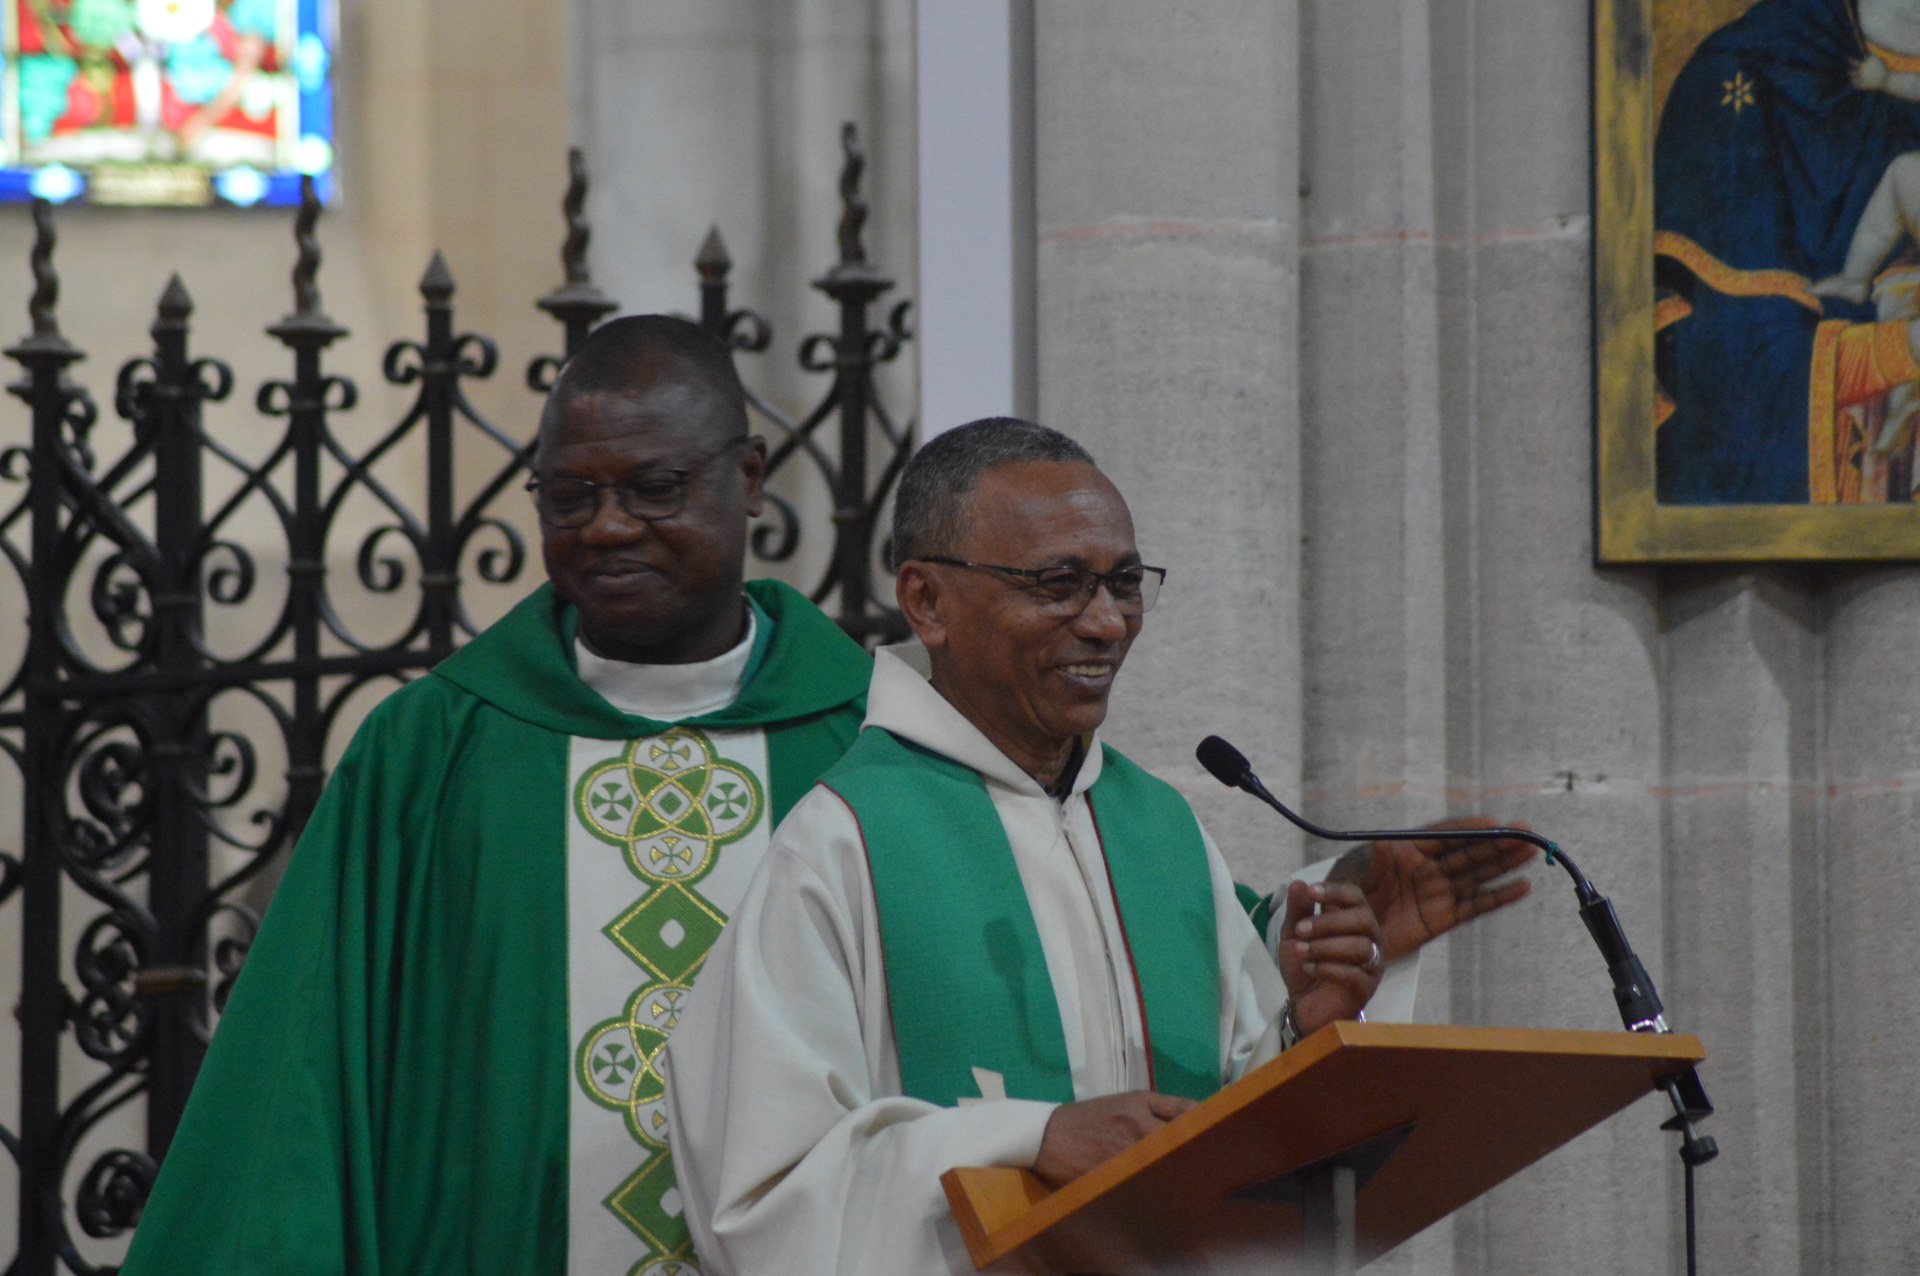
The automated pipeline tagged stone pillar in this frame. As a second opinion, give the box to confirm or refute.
[1296,1,1460,1267]
[572,0,915,602]
[573,0,915,415]
[1659,571,1822,1273]
[1453,0,1674,1269]
[1033,0,1304,868]
[1823,572,1920,1272]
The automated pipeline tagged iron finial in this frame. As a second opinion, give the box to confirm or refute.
[154,273,193,336]
[268,175,345,344]
[6,198,81,367]
[836,122,869,268]
[696,226,732,284]
[535,148,617,346]
[292,175,323,317]
[28,199,61,339]
[561,147,592,285]
[419,251,455,306]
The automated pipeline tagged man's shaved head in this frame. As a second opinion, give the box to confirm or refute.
[537,314,748,460]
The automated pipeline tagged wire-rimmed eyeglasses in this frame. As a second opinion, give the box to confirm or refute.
[916,556,1166,615]
[525,436,748,529]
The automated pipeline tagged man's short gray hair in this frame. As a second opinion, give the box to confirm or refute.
[887,417,1095,571]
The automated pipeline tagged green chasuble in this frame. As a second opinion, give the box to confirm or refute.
[121,580,869,1276]
[822,728,1221,1109]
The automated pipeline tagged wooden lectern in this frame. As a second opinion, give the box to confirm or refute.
[942,1021,1705,1274]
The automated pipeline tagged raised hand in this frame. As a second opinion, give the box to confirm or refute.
[1276,878,1383,1034]
[1326,816,1536,963]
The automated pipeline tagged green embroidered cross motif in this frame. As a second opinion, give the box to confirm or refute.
[577,982,692,1146]
[575,728,765,886]
[574,727,764,1274]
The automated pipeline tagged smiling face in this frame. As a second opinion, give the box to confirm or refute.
[897,459,1143,784]
[535,370,765,664]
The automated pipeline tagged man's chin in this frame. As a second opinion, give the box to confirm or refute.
[1040,701,1111,742]
[575,600,687,659]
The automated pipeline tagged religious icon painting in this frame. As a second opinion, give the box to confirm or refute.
[1594,0,1920,561]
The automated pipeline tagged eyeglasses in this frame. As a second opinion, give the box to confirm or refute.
[525,437,747,529]
[917,556,1166,615]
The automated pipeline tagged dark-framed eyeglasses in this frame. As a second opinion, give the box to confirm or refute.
[525,436,748,529]
[917,556,1166,615]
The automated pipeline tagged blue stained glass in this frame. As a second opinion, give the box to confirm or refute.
[215,165,269,206]
[28,164,84,204]
[295,34,330,93]
[303,83,334,143]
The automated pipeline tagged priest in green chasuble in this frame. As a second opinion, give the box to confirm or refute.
[666,418,1537,1275]
[121,316,872,1276]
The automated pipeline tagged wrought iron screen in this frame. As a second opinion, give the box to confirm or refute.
[0,123,911,1275]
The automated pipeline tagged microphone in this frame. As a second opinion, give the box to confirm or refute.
[1199,734,1562,861]
[1195,735,1715,1135]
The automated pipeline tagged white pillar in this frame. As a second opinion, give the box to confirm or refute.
[914,0,1035,435]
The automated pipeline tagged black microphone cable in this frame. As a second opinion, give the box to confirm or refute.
[1196,735,1717,1274]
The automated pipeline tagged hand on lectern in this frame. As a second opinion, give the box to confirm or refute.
[1277,879,1383,1033]
[1325,817,1536,962]
[1032,1090,1198,1187]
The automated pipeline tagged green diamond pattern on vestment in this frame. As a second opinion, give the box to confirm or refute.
[606,883,727,984]
[606,1152,694,1256]
[574,726,759,1272]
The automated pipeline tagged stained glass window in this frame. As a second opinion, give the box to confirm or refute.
[1,0,335,206]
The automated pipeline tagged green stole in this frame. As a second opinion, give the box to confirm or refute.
[821,728,1221,1107]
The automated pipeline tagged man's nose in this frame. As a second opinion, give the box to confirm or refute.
[577,489,653,543]
[1071,580,1131,641]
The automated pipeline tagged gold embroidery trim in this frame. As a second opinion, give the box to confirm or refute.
[1866,41,1920,76]
[1654,294,1694,332]
[1810,319,1845,504]
[1652,296,1693,427]
[1654,231,1823,314]
[1872,319,1920,387]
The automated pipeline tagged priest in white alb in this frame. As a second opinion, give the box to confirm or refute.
[665,418,1535,1275]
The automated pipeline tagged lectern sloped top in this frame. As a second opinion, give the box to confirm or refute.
[941,1021,1705,1273]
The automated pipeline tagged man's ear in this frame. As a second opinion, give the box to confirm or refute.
[738,436,768,518]
[894,561,949,650]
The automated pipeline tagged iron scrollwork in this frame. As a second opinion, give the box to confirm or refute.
[695,123,915,642]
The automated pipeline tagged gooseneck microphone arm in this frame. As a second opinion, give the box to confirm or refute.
[1194,736,1717,1258]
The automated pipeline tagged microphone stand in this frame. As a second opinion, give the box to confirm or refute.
[1207,747,1717,1272]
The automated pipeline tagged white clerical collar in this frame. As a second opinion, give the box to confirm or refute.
[576,604,757,721]
[864,643,1104,798]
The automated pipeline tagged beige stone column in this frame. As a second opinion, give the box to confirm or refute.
[1032,0,1304,869]
[573,0,916,413]
[1659,571,1822,1273]
[1449,0,1674,1269]
[1823,572,1920,1271]
[1295,0,1461,1267]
